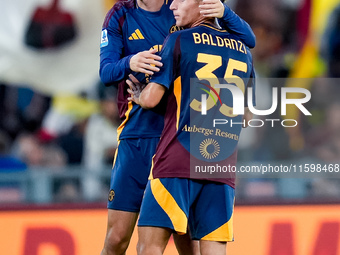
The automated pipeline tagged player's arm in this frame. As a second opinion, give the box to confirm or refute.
[135,82,166,109]
[99,11,133,85]
[99,8,162,85]
[199,0,256,48]
[127,75,166,109]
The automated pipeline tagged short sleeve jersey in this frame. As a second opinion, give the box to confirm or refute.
[149,23,255,187]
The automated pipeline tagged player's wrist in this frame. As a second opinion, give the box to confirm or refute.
[222,3,230,19]
[127,54,135,71]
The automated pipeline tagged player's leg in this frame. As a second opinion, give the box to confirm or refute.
[138,178,191,254]
[139,177,200,255]
[189,181,235,255]
[173,232,200,255]
[153,179,200,255]
[101,138,158,255]
[101,210,138,255]
[199,240,226,255]
[137,226,172,255]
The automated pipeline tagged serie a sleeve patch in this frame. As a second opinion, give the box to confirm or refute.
[100,29,109,48]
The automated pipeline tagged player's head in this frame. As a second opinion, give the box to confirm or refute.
[170,0,207,28]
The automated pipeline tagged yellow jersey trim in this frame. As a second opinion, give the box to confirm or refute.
[200,23,227,33]
[112,140,121,168]
[117,101,133,140]
[148,154,156,180]
[173,77,181,131]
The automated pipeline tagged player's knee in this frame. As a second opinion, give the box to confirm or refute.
[137,240,147,255]
[104,231,130,254]
[137,241,163,255]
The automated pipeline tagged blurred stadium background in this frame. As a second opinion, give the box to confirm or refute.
[1,0,340,254]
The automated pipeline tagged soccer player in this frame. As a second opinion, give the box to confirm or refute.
[126,0,255,253]
[99,0,255,254]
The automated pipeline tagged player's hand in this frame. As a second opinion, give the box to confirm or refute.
[129,49,163,76]
[127,74,145,105]
[199,0,225,18]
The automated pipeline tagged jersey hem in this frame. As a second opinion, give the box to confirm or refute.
[150,174,235,188]
[118,134,162,140]
[107,206,140,213]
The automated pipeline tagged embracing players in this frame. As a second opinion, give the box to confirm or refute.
[127,0,255,253]
[99,0,255,254]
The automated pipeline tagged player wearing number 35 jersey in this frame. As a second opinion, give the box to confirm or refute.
[138,22,255,238]
[127,4,255,252]
[100,0,255,254]
[145,24,255,189]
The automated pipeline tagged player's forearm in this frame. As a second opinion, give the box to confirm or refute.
[218,4,256,48]
[139,92,151,109]
[139,83,165,109]
[99,55,133,85]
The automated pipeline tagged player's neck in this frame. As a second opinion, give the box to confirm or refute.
[137,0,164,12]
[190,17,216,28]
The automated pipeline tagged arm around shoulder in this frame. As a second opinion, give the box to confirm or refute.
[218,4,256,48]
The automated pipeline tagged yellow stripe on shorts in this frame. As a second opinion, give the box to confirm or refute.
[150,179,187,234]
[201,212,234,241]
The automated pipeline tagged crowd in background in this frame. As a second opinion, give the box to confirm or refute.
[0,82,120,202]
[1,0,340,204]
